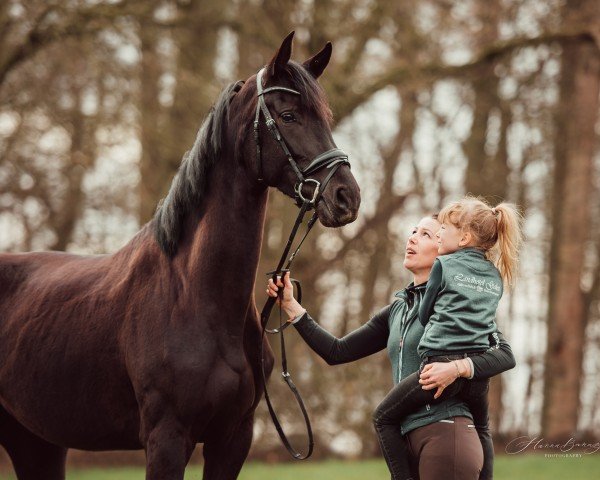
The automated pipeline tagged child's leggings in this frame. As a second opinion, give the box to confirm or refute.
[372,353,493,480]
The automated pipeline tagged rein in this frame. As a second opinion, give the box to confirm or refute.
[259,201,316,460]
[254,67,349,460]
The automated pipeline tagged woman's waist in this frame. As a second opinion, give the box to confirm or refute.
[400,402,474,435]
[422,350,487,363]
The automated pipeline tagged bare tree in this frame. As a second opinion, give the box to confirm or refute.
[541,0,600,441]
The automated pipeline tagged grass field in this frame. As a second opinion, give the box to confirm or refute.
[1,456,599,480]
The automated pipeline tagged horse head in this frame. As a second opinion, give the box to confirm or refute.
[233,31,361,228]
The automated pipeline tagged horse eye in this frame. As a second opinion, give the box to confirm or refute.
[281,112,296,123]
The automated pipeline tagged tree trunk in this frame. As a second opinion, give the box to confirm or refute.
[138,20,165,224]
[541,35,599,440]
[138,0,222,224]
[357,90,417,322]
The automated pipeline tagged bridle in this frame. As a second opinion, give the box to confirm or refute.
[253,67,350,205]
[254,67,350,460]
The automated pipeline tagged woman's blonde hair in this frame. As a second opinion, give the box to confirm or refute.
[438,196,523,286]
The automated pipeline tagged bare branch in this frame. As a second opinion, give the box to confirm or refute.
[0,1,152,86]
[336,29,598,121]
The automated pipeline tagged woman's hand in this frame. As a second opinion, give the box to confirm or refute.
[419,359,471,399]
[266,271,306,320]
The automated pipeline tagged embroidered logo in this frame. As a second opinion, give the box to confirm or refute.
[453,273,501,296]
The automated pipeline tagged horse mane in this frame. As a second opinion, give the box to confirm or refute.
[153,61,331,257]
[153,82,240,256]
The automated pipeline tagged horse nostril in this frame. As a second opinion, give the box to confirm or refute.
[335,186,350,209]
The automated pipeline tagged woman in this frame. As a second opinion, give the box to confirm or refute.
[267,214,516,480]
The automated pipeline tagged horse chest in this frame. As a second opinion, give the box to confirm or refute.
[132,335,257,409]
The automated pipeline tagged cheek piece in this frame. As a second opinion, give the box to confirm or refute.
[253,67,350,206]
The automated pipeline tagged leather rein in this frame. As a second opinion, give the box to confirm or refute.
[254,67,350,460]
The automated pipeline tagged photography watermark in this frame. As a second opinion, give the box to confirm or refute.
[505,436,600,457]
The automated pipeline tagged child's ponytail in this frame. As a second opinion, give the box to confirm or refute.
[491,203,523,286]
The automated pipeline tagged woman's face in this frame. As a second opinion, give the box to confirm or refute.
[403,217,441,277]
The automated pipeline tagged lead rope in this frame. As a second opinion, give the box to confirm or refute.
[259,164,346,460]
[260,201,316,459]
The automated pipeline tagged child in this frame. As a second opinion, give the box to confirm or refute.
[372,196,522,480]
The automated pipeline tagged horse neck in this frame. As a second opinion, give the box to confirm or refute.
[176,152,269,321]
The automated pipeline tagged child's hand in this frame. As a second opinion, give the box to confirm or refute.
[419,360,470,399]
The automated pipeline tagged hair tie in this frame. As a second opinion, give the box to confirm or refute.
[491,207,498,216]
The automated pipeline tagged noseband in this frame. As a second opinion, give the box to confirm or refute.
[255,67,351,461]
[253,68,350,205]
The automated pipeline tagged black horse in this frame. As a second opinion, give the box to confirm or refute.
[0,32,360,479]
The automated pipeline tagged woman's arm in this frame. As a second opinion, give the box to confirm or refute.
[419,330,516,397]
[292,307,390,365]
[266,272,389,365]
[469,329,516,380]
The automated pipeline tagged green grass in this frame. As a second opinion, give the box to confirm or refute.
[1,456,599,479]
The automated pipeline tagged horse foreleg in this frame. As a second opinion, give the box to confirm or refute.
[140,404,195,480]
[202,414,254,480]
[0,406,67,480]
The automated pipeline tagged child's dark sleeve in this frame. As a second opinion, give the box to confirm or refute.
[418,259,443,326]
[292,305,390,365]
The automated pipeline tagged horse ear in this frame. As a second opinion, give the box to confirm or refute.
[267,31,295,78]
[302,42,332,79]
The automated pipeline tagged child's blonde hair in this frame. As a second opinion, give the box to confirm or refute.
[438,196,523,286]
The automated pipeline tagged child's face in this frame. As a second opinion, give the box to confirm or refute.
[436,222,466,254]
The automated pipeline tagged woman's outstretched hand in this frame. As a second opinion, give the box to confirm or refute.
[419,360,472,399]
[266,271,307,320]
